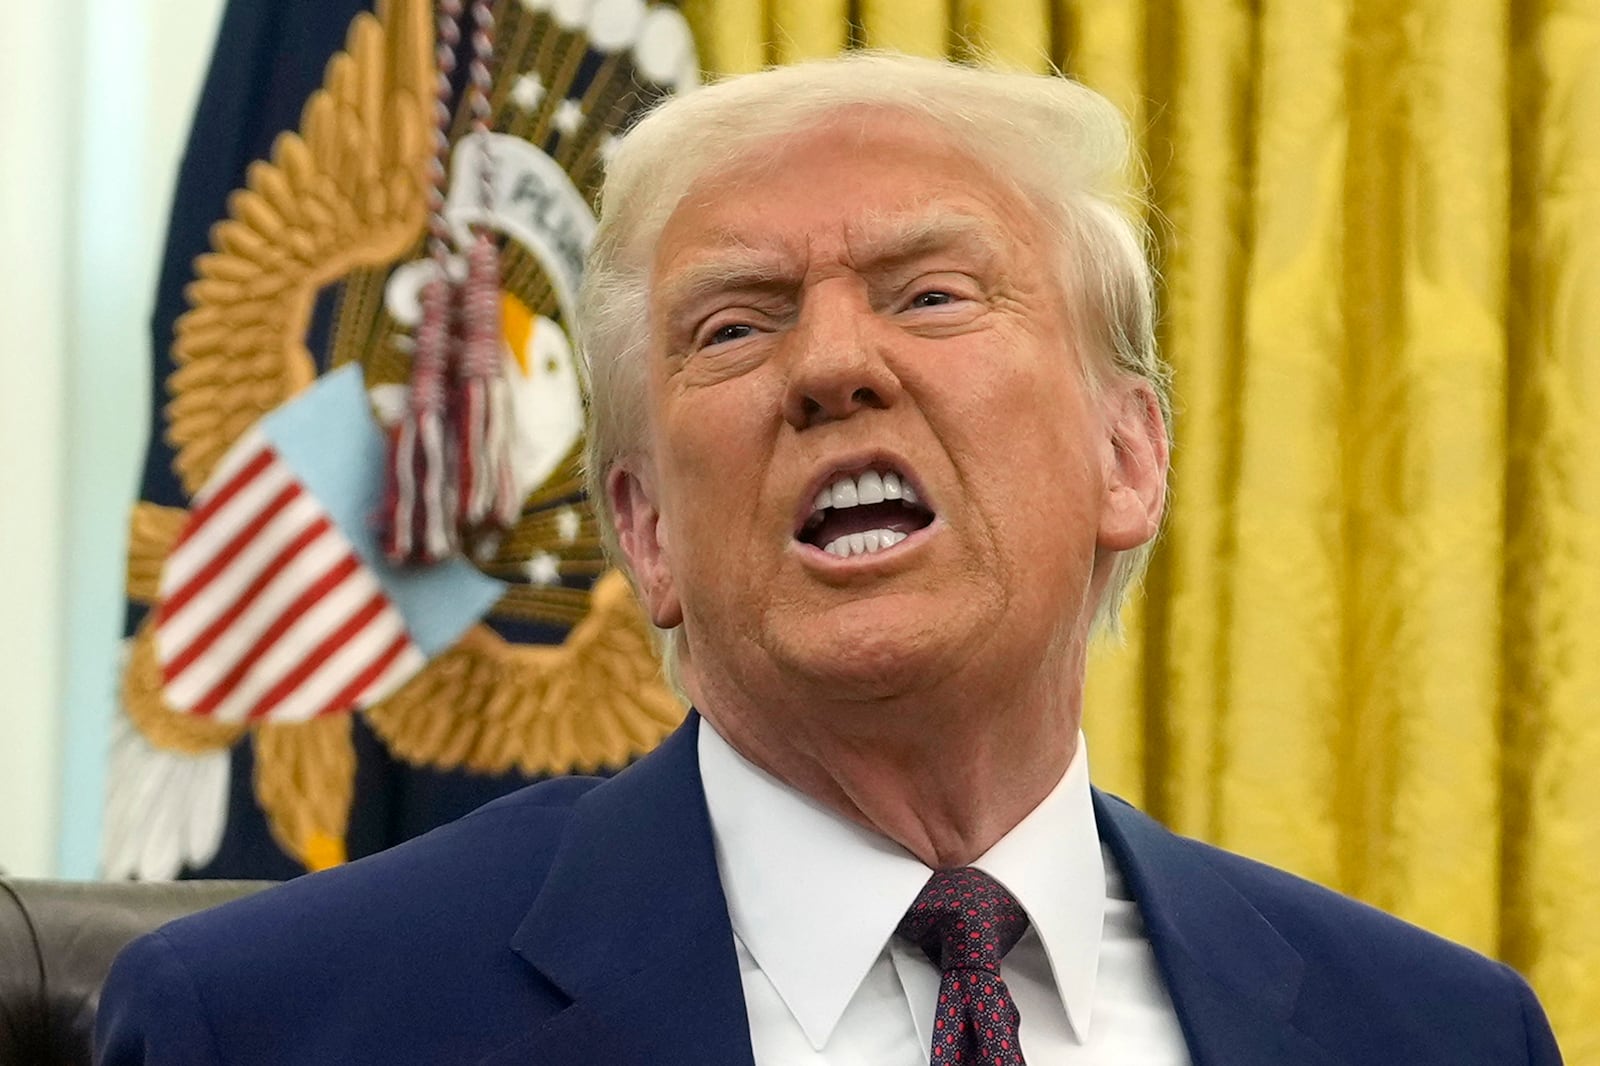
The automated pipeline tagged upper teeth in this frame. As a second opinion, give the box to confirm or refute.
[813,470,917,513]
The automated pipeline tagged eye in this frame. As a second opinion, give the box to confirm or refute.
[908,290,956,308]
[704,322,755,347]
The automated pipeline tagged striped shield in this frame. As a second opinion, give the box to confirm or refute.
[153,366,502,724]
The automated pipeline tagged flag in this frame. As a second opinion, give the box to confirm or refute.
[155,418,428,728]
[108,0,698,880]
[153,367,501,726]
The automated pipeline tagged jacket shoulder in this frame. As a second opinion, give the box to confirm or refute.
[1195,837,1507,978]
[1204,840,1559,1061]
[97,774,606,1065]
[1099,794,1562,1063]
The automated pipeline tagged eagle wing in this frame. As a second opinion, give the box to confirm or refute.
[109,0,433,876]
[364,570,687,776]
[164,0,433,495]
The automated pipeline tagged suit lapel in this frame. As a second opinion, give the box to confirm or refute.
[483,715,755,1066]
[1093,790,1351,1066]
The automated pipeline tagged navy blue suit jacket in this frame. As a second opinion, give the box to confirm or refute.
[96,716,1562,1065]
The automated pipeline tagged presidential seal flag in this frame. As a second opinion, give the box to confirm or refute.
[109,0,698,881]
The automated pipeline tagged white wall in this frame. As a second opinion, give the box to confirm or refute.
[0,0,224,877]
[0,2,77,878]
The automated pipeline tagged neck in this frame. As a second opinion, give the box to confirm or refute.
[690,645,1086,869]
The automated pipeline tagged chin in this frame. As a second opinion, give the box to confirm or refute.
[772,604,962,699]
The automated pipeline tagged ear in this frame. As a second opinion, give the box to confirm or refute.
[1096,381,1169,552]
[606,464,685,629]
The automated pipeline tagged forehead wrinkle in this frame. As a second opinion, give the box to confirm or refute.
[842,208,1011,275]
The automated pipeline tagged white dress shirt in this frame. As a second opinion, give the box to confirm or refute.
[698,720,1192,1064]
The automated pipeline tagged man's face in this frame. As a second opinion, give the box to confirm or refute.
[609,111,1163,702]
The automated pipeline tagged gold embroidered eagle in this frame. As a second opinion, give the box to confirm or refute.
[112,0,697,876]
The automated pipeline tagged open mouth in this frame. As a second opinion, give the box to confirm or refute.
[796,467,935,559]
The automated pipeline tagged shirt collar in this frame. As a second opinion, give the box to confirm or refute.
[698,718,1105,1049]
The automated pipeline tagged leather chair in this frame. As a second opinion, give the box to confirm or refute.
[0,876,274,1066]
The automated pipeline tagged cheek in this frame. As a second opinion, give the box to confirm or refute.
[656,352,786,449]
[925,339,1092,465]
[925,349,1103,547]
[652,376,784,556]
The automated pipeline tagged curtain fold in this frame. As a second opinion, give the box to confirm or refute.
[1123,0,1254,848]
[771,0,849,62]
[678,2,1600,1057]
[1504,0,1600,1041]
[1226,0,1353,895]
[955,0,1053,68]
[1339,0,1511,951]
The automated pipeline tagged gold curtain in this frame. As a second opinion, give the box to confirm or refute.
[679,0,1600,1057]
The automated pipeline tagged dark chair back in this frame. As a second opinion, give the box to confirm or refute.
[0,876,274,1066]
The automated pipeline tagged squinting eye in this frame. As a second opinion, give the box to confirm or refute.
[909,291,956,308]
[707,322,755,346]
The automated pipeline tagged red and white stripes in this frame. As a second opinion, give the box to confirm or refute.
[157,431,424,724]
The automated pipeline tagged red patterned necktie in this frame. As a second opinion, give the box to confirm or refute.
[897,867,1031,1066]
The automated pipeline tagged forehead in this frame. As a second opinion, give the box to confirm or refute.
[651,111,1044,284]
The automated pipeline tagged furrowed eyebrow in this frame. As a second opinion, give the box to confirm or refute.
[657,242,799,315]
[655,212,1008,316]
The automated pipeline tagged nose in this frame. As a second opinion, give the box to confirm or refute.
[781,285,902,431]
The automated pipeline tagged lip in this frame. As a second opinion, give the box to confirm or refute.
[790,448,934,538]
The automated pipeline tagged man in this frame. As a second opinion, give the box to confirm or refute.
[97,54,1562,1065]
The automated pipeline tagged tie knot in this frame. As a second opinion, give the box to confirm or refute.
[896,867,1030,975]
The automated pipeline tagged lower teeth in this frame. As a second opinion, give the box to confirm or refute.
[823,529,907,557]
